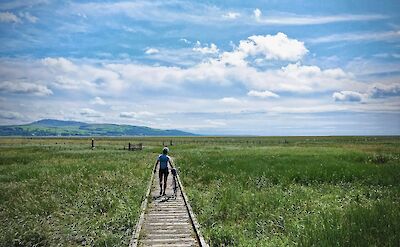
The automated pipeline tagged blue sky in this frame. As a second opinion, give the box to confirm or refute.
[0,0,399,135]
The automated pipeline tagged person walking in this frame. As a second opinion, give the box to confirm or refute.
[154,147,172,196]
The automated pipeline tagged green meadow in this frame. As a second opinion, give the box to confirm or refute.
[0,138,154,246]
[0,136,399,246]
[175,137,400,246]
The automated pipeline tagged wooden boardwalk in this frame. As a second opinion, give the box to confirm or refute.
[130,169,207,247]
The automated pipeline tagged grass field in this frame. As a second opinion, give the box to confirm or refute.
[174,136,400,246]
[0,136,399,246]
[0,138,156,246]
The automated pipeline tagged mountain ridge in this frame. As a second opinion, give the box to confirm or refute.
[0,119,196,136]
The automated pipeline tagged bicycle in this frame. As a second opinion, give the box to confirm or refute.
[171,167,178,198]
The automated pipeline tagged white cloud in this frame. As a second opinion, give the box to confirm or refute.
[243,62,356,93]
[0,35,334,99]
[91,96,106,105]
[222,12,240,20]
[345,58,400,77]
[69,1,227,25]
[0,81,52,96]
[145,48,159,55]
[0,32,357,101]
[136,47,202,67]
[373,53,400,59]
[76,12,88,19]
[219,97,241,104]
[216,32,308,68]
[42,57,76,72]
[204,119,226,126]
[0,0,49,10]
[0,110,23,120]
[0,32,379,116]
[69,1,387,28]
[19,12,38,23]
[0,11,39,24]
[120,25,153,35]
[120,112,136,118]
[179,38,191,44]
[105,63,185,89]
[248,90,279,98]
[136,111,154,117]
[253,9,386,26]
[369,84,400,98]
[41,57,123,92]
[0,11,21,23]
[80,108,103,117]
[237,32,308,61]
[311,30,400,44]
[332,84,400,103]
[193,42,219,54]
[333,91,364,102]
[219,50,247,67]
[253,9,261,19]
[52,76,94,90]
[120,111,154,118]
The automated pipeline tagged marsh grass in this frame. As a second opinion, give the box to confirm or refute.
[1,136,399,246]
[174,137,400,246]
[0,138,155,246]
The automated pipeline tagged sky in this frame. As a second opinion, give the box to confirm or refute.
[0,0,399,135]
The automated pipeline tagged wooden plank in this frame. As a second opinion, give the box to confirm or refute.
[142,244,196,247]
[146,218,189,222]
[142,229,193,234]
[146,222,189,226]
[144,233,193,239]
[141,238,196,244]
[146,213,188,216]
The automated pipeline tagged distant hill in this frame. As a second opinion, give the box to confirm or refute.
[0,119,196,137]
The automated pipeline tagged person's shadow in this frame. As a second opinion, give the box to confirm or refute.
[152,195,174,202]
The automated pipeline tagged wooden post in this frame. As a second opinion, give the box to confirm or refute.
[139,143,143,150]
[170,140,173,146]
[91,138,95,149]
[129,142,131,150]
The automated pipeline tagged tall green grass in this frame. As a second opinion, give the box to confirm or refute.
[1,136,399,246]
[174,137,400,246]
[0,139,155,246]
